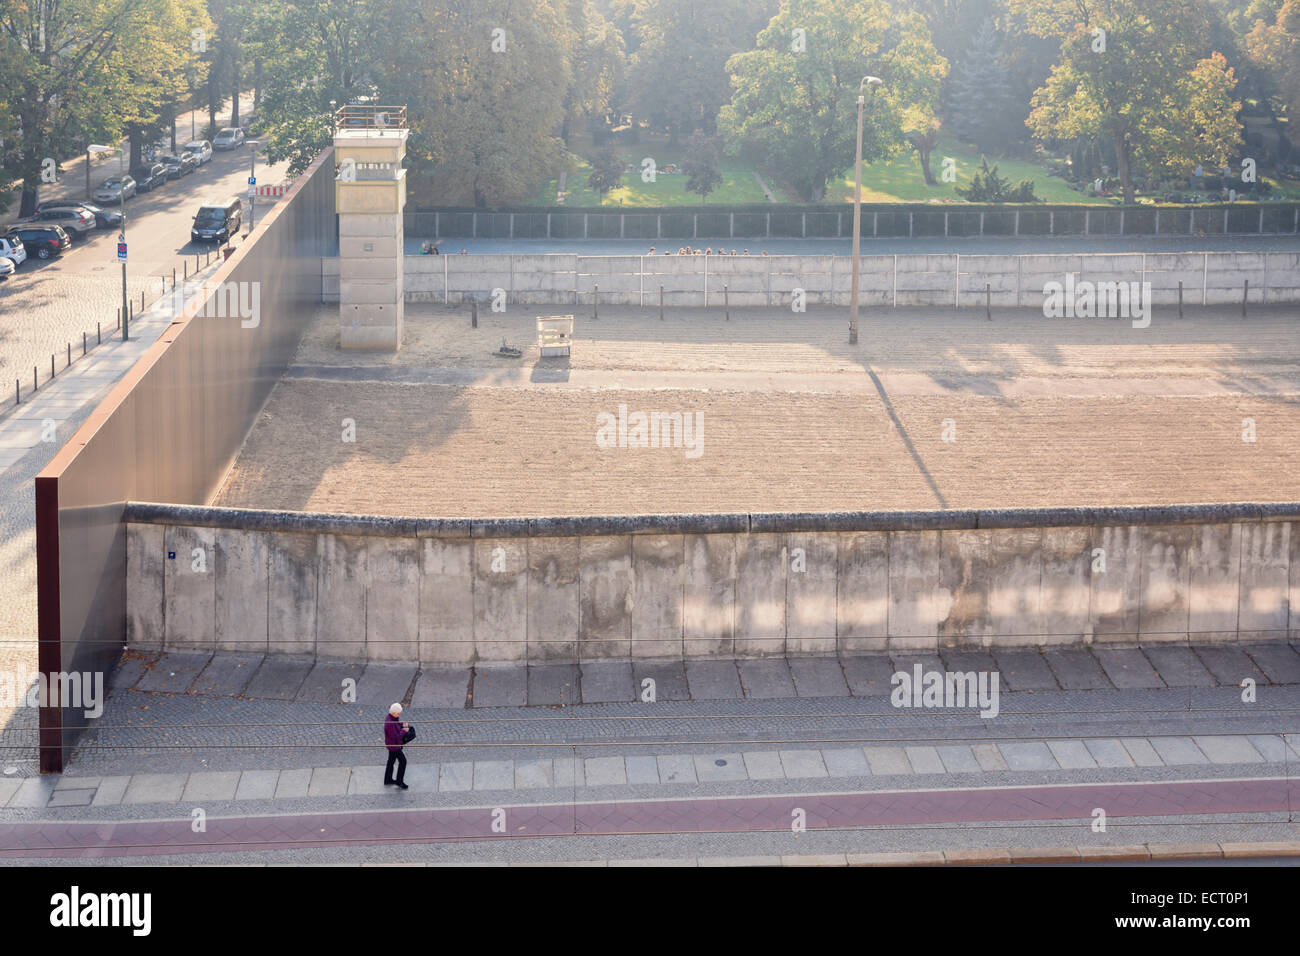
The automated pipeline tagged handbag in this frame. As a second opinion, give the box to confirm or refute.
[401,725,416,744]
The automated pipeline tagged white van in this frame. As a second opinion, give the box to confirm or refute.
[0,234,28,269]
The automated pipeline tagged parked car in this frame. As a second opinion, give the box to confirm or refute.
[184,140,213,165]
[160,153,198,179]
[21,206,96,235]
[131,163,168,192]
[0,234,28,269]
[3,224,70,260]
[0,256,13,279]
[37,199,122,229]
[94,176,136,203]
[191,197,243,243]
[213,127,245,150]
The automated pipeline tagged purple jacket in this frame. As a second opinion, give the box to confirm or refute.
[385,713,404,752]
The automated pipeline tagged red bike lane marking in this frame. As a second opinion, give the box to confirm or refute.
[0,777,1294,858]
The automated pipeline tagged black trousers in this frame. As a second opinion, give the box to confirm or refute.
[384,748,407,785]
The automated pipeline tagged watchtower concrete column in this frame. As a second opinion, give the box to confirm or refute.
[334,105,409,350]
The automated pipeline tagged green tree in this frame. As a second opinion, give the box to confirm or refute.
[0,0,208,216]
[947,19,1018,155]
[719,0,948,201]
[586,148,624,196]
[627,0,778,142]
[1019,0,1243,203]
[681,131,722,201]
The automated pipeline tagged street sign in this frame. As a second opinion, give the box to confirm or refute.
[247,176,256,185]
[116,243,127,261]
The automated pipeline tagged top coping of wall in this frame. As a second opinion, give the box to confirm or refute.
[124,500,1300,539]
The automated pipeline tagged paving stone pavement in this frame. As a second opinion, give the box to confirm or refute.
[4,731,1297,810]
[92,643,1300,712]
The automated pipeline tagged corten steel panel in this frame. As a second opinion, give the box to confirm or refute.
[34,148,337,771]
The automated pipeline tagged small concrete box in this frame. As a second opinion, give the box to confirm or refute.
[537,315,574,357]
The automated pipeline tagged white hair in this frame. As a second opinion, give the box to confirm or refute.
[389,703,403,715]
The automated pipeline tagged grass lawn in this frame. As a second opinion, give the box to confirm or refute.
[823,137,1111,205]
[526,133,800,206]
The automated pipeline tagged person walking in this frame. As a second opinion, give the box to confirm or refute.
[384,703,410,789]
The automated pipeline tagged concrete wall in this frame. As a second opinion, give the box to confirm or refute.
[321,251,1300,309]
[125,504,1300,664]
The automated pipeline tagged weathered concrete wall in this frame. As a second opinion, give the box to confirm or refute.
[321,251,1300,309]
[125,504,1300,663]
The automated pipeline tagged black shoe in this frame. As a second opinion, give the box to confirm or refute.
[396,783,409,790]
[383,781,394,786]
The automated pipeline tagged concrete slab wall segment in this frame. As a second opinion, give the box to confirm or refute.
[419,538,474,664]
[126,523,164,650]
[126,512,1299,663]
[365,251,1300,307]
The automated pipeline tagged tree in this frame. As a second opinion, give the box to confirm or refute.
[0,0,208,216]
[586,148,624,196]
[252,0,389,176]
[1019,0,1243,203]
[720,0,948,201]
[955,157,1038,200]
[682,131,723,201]
[1247,0,1300,130]
[947,19,1018,155]
[627,0,779,143]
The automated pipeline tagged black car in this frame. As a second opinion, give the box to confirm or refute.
[3,224,71,259]
[160,153,198,179]
[131,163,168,192]
[36,200,122,229]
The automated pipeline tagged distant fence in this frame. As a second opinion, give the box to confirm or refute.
[405,203,1300,241]
[322,251,1300,309]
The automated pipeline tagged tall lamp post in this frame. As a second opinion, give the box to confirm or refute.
[88,144,127,341]
[848,75,884,345]
[246,140,260,234]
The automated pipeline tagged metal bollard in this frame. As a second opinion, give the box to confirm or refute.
[83,332,87,355]
[141,289,145,310]
[184,261,188,280]
[33,367,37,391]
[1178,281,1184,319]
[593,284,598,320]
[51,355,55,378]
[98,322,102,344]
[14,379,18,405]
[172,267,176,290]
[660,285,664,321]
[67,343,71,367]
[471,300,477,328]
[986,283,992,321]
[1243,279,1249,317]
[724,284,729,321]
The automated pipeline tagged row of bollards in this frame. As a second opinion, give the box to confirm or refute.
[9,245,225,407]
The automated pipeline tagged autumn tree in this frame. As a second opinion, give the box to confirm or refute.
[1018,0,1243,203]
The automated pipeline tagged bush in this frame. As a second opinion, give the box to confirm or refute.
[955,158,1039,202]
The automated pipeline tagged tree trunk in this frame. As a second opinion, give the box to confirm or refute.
[208,67,218,138]
[170,104,178,150]
[128,127,143,171]
[918,146,936,186]
[253,58,263,112]
[19,179,38,218]
[231,52,241,127]
[1116,138,1135,204]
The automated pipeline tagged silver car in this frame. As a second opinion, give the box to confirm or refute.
[22,206,96,235]
[94,176,137,203]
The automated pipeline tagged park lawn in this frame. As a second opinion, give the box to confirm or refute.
[823,137,1111,205]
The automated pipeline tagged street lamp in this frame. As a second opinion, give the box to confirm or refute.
[89,144,128,341]
[848,75,883,345]
[246,140,261,234]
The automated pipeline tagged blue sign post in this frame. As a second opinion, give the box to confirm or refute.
[116,242,127,261]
